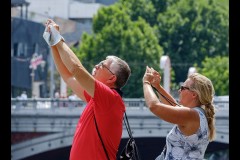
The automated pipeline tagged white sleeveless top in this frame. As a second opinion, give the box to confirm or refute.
[165,107,209,160]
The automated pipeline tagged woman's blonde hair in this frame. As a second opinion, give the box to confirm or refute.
[188,73,216,141]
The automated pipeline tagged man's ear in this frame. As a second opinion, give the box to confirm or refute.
[107,75,117,84]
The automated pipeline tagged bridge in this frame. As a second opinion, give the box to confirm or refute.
[11,97,229,160]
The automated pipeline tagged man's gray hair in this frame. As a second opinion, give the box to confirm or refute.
[107,55,131,89]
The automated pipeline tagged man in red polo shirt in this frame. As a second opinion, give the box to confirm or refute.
[44,19,131,160]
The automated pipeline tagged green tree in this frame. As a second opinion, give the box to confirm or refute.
[150,0,181,14]
[156,0,229,85]
[118,0,180,27]
[119,0,156,26]
[73,4,163,98]
[71,0,228,97]
[195,56,229,96]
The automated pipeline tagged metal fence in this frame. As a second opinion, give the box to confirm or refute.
[11,96,229,112]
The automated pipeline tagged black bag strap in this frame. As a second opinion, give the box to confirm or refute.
[162,144,166,154]
[94,88,123,160]
[123,111,141,160]
[123,112,133,139]
[152,87,176,156]
[93,114,110,160]
[152,87,180,107]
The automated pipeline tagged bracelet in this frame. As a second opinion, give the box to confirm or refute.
[143,81,151,85]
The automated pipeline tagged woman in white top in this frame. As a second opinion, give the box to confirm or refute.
[142,66,216,160]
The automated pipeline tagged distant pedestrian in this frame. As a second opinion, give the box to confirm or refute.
[20,91,28,99]
[18,91,28,107]
[68,92,79,107]
[68,93,78,100]
[54,91,60,99]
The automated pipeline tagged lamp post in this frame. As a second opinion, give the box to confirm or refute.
[29,53,45,98]
[188,67,197,76]
[30,67,35,97]
[160,56,171,93]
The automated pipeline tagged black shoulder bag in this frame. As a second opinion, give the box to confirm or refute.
[94,112,141,160]
[94,88,141,160]
[119,112,141,160]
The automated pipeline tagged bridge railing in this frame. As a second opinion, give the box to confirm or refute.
[11,98,150,109]
[11,96,229,146]
[11,96,228,116]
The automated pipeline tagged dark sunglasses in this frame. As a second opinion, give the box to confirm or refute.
[180,85,190,91]
[99,62,115,75]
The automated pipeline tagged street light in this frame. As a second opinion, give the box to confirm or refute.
[188,67,197,76]
[160,56,171,93]
[29,53,45,98]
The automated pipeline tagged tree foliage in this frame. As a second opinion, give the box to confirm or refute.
[71,0,229,97]
[156,0,229,86]
[73,4,163,97]
[195,56,229,96]
[119,0,156,26]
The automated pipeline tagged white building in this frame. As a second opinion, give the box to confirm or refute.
[11,0,117,98]
[25,0,104,24]
[12,0,117,45]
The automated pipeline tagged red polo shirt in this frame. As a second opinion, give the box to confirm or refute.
[70,80,125,160]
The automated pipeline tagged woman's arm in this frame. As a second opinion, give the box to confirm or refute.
[142,66,198,127]
[150,67,178,106]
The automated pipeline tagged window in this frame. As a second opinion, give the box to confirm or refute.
[13,42,28,57]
